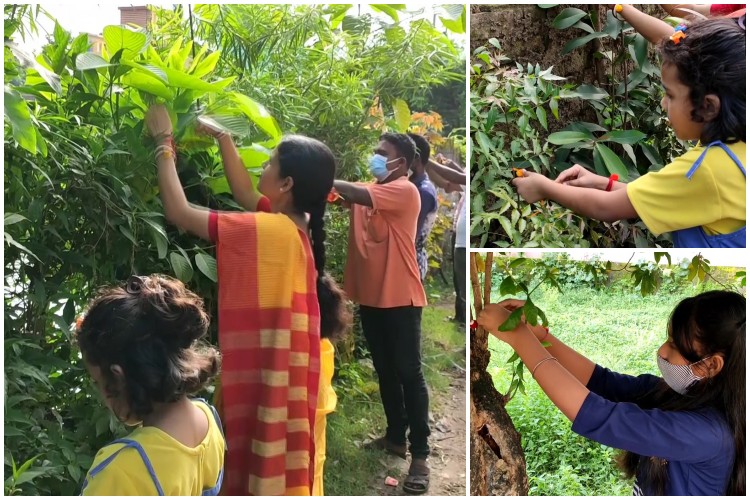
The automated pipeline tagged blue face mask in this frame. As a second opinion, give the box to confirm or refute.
[369,154,402,182]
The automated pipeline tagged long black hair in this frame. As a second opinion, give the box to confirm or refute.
[276,135,350,341]
[617,290,745,495]
[659,17,746,144]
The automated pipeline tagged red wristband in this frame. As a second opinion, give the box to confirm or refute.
[540,327,550,342]
[606,174,619,192]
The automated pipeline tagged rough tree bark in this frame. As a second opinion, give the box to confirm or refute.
[470,253,528,495]
[470,4,661,129]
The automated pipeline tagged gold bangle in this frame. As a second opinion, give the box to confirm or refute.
[531,356,558,378]
[154,145,174,160]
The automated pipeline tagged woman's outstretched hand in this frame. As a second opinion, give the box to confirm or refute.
[145,104,173,143]
[195,120,225,139]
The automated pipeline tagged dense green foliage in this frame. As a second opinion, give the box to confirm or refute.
[3,4,465,494]
[470,5,684,248]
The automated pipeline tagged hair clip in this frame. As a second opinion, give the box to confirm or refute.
[670,28,686,44]
[739,15,745,31]
[125,275,146,294]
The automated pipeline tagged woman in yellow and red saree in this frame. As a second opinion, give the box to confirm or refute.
[145,105,349,495]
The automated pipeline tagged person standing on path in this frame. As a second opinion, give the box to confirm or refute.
[407,133,439,282]
[333,132,431,495]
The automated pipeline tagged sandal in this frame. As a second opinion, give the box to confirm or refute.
[364,436,407,459]
[402,457,430,495]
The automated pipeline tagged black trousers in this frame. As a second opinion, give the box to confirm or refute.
[359,305,430,458]
[452,233,466,324]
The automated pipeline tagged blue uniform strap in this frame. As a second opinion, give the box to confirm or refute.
[191,397,226,496]
[80,438,165,496]
[686,141,746,179]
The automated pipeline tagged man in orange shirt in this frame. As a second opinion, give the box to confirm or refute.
[333,133,431,495]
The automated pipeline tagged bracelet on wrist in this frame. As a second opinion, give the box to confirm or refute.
[606,174,619,192]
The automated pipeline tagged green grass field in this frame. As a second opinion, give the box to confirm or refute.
[488,283,719,496]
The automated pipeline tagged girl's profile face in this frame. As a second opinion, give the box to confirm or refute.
[86,362,141,427]
[257,149,293,206]
[660,63,705,142]
[657,336,693,366]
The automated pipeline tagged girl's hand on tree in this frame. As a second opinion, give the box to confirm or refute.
[478,304,515,341]
[554,164,604,189]
[145,105,173,143]
[511,170,550,204]
[498,298,525,312]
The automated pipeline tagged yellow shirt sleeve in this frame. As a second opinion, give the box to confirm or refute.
[82,445,158,496]
[626,147,722,235]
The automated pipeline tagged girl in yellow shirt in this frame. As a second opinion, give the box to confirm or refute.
[76,275,225,495]
[512,15,746,248]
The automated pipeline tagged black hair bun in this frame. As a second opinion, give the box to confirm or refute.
[131,275,210,349]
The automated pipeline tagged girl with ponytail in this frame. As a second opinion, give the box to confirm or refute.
[145,105,350,496]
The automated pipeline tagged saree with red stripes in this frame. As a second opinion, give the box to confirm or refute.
[210,210,320,496]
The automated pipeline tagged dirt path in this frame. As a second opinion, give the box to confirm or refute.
[368,365,467,496]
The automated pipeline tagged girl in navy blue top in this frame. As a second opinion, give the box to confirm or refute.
[478,290,745,495]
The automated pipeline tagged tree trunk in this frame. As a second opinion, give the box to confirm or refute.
[469,253,528,495]
[470,4,661,129]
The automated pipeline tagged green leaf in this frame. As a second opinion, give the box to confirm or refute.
[438,5,466,34]
[599,130,646,145]
[370,4,405,23]
[120,71,174,100]
[603,10,624,39]
[122,61,168,83]
[506,352,520,363]
[4,232,40,261]
[195,253,218,282]
[654,252,671,266]
[552,8,588,29]
[524,300,539,326]
[4,87,36,154]
[392,98,411,133]
[230,93,282,140]
[162,67,232,92]
[238,144,272,168]
[499,276,517,296]
[536,106,548,130]
[6,41,62,94]
[4,213,27,226]
[102,25,148,60]
[143,219,168,259]
[633,33,648,68]
[594,143,629,178]
[499,308,524,331]
[561,33,605,55]
[75,52,112,71]
[547,131,594,145]
[192,51,220,78]
[549,97,559,120]
[569,84,609,100]
[475,131,492,153]
[170,252,194,283]
[63,299,76,325]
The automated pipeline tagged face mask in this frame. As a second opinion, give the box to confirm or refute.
[369,154,403,182]
[657,353,708,395]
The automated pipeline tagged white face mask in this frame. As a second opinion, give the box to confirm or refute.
[656,353,709,395]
